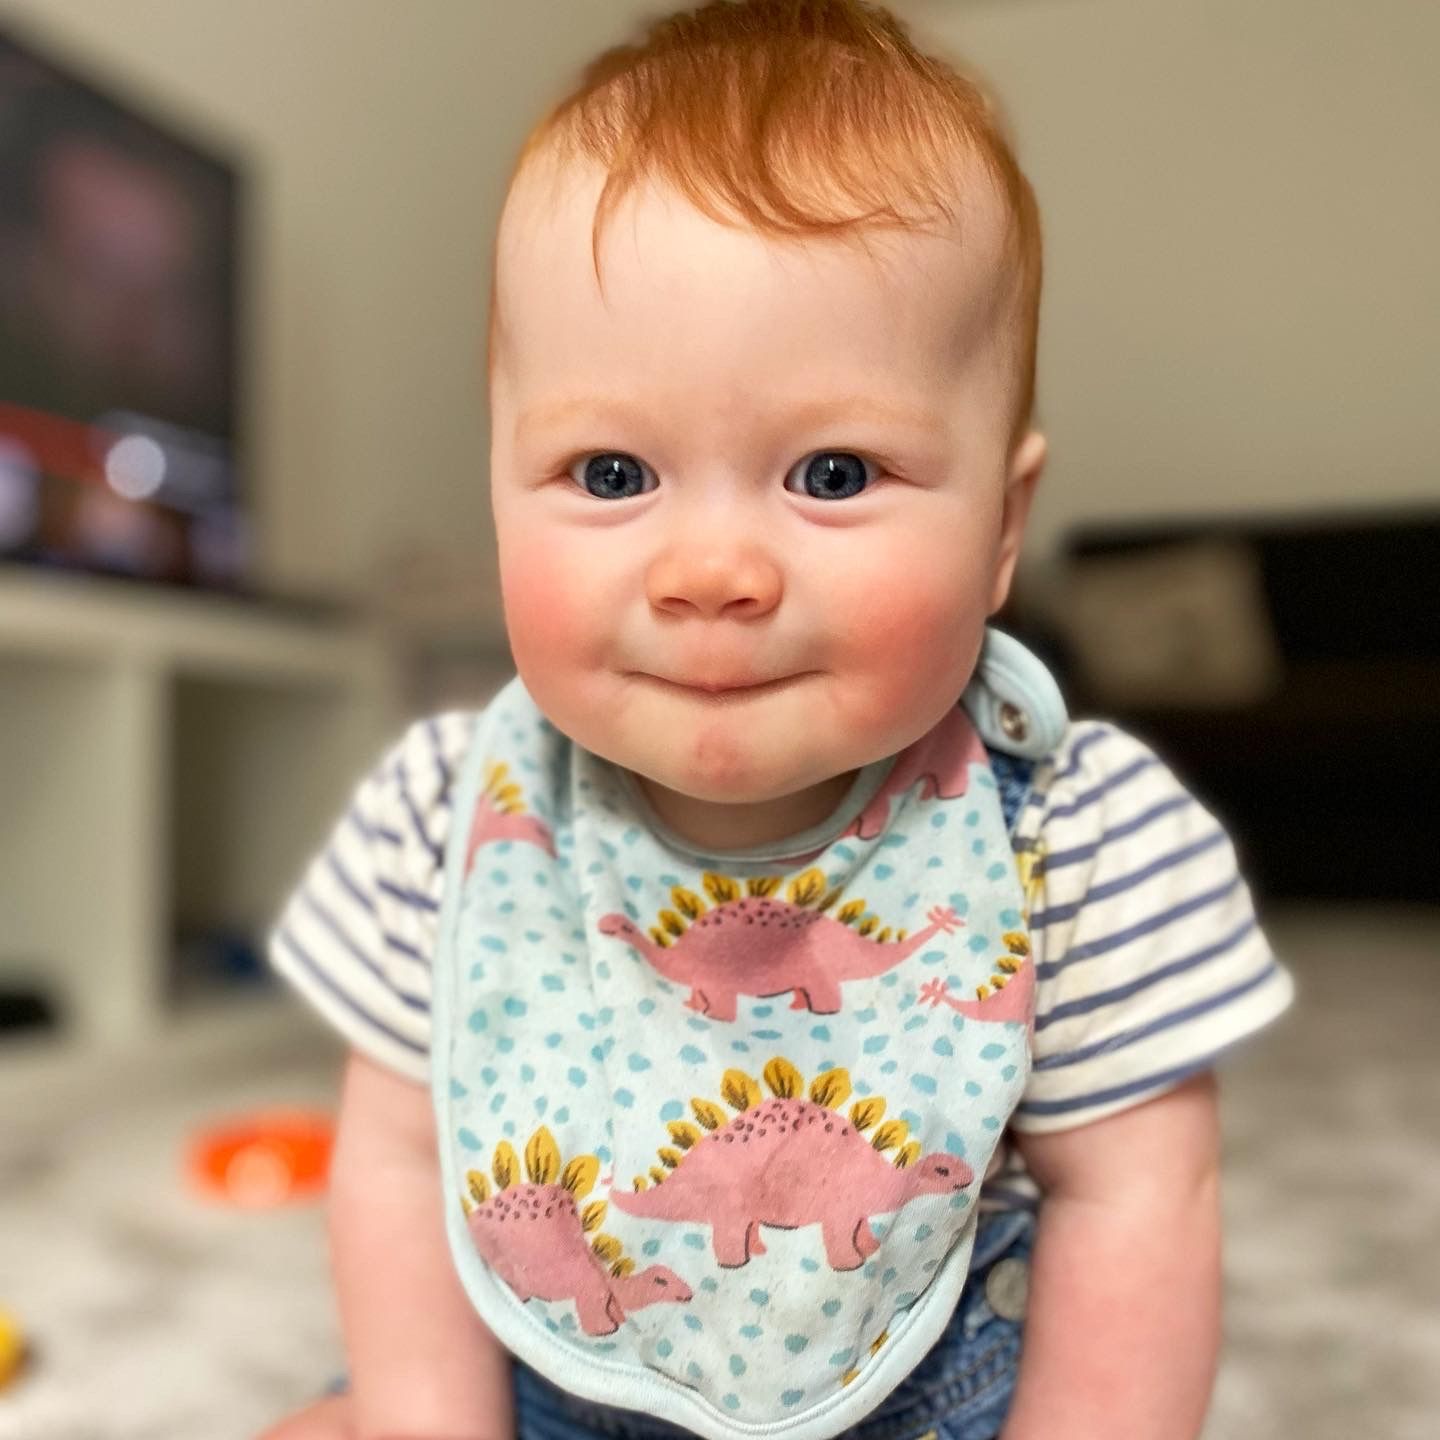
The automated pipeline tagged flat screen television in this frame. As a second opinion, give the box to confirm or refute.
[0,24,247,592]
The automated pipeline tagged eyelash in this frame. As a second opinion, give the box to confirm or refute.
[561,450,886,501]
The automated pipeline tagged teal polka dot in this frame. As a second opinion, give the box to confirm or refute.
[729,1354,746,1376]
[911,1073,937,1094]
[567,1067,586,1087]
[749,1289,770,1305]
[945,1132,967,1156]
[740,1324,763,1339]
[724,1394,741,1410]
[679,1045,705,1063]
[468,1011,487,1033]
[784,1334,809,1354]
[488,1092,506,1113]
[829,1348,854,1368]
[683,1314,703,1332]
[700,1277,719,1293]
[862,1034,888,1054]
[481,936,507,953]
[520,1063,535,1083]
[967,935,991,953]
[683,1233,706,1250]
[458,1128,481,1151]
[880,1060,898,1074]
[660,1100,683,1122]
[614,1089,633,1107]
[781,1389,805,1406]
[951,1191,972,1209]
[933,1036,954,1056]
[642,1239,660,1257]
[628,1054,652,1072]
[638,998,656,1015]
[881,1267,897,1286]
[545,1033,563,1048]
[800,1258,820,1272]
[656,1339,673,1358]
[821,1299,841,1317]
[914,1223,934,1241]
[554,1106,570,1124]
[687,1360,702,1378]
[810,1024,831,1041]
[541,974,564,992]
[980,1043,1006,1060]
[964,1080,982,1097]
[449,1078,468,1099]
[496,1036,515,1053]
[903,1014,926,1031]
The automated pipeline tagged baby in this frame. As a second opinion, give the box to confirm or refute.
[263,3,1294,1438]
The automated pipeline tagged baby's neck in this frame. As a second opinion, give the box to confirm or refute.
[633,770,858,853]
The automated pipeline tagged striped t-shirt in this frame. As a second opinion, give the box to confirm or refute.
[269,709,1294,1211]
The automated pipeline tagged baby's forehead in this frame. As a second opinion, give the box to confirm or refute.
[492,151,1015,366]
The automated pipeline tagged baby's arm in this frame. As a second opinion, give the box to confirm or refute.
[329,1050,515,1440]
[998,1071,1222,1440]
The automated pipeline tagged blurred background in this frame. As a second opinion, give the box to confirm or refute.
[0,1,1435,1437]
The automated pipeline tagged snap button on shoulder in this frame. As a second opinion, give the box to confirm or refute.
[998,702,1030,744]
[984,1256,1030,1322]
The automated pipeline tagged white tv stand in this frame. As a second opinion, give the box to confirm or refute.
[0,569,402,1051]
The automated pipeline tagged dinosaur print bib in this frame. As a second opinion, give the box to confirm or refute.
[430,630,1066,1440]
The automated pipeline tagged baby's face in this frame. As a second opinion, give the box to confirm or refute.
[489,156,1043,849]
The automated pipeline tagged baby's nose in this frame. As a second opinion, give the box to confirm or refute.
[645,543,782,620]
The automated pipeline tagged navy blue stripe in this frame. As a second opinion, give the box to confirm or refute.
[348,805,404,849]
[425,718,454,796]
[1046,723,1119,786]
[377,877,441,914]
[274,927,428,1057]
[1033,957,1280,1070]
[384,931,429,965]
[1037,873,1244,980]
[1039,793,1194,876]
[396,757,445,869]
[1018,1034,1260,1119]
[1034,827,1228,929]
[325,850,374,915]
[1043,754,1157,823]
[298,890,429,1010]
[1035,914,1258,1030]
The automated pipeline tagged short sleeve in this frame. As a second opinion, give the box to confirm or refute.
[267,711,476,1083]
[1012,721,1295,1133]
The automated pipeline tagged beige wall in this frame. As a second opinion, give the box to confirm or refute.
[4,0,1436,601]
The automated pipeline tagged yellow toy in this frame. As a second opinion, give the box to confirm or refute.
[0,1306,26,1388]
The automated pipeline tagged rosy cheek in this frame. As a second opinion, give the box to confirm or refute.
[501,550,587,672]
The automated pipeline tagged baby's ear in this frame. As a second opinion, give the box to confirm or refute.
[988,430,1047,615]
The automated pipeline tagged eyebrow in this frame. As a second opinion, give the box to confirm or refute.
[514,394,947,444]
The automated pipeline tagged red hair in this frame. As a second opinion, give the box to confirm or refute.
[492,0,1042,446]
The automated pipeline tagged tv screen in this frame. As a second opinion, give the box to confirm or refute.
[0,25,247,591]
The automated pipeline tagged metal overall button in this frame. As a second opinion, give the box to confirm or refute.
[998,702,1029,744]
[983,1256,1030,1323]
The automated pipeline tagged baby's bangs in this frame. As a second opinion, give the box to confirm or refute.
[524,0,1016,250]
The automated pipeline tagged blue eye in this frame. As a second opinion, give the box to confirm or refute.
[572,453,655,500]
[785,452,873,500]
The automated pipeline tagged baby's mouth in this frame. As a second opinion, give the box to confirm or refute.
[635,672,811,699]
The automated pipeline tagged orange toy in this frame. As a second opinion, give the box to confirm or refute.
[186,1108,335,1207]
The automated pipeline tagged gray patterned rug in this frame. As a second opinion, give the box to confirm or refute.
[0,905,1435,1439]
